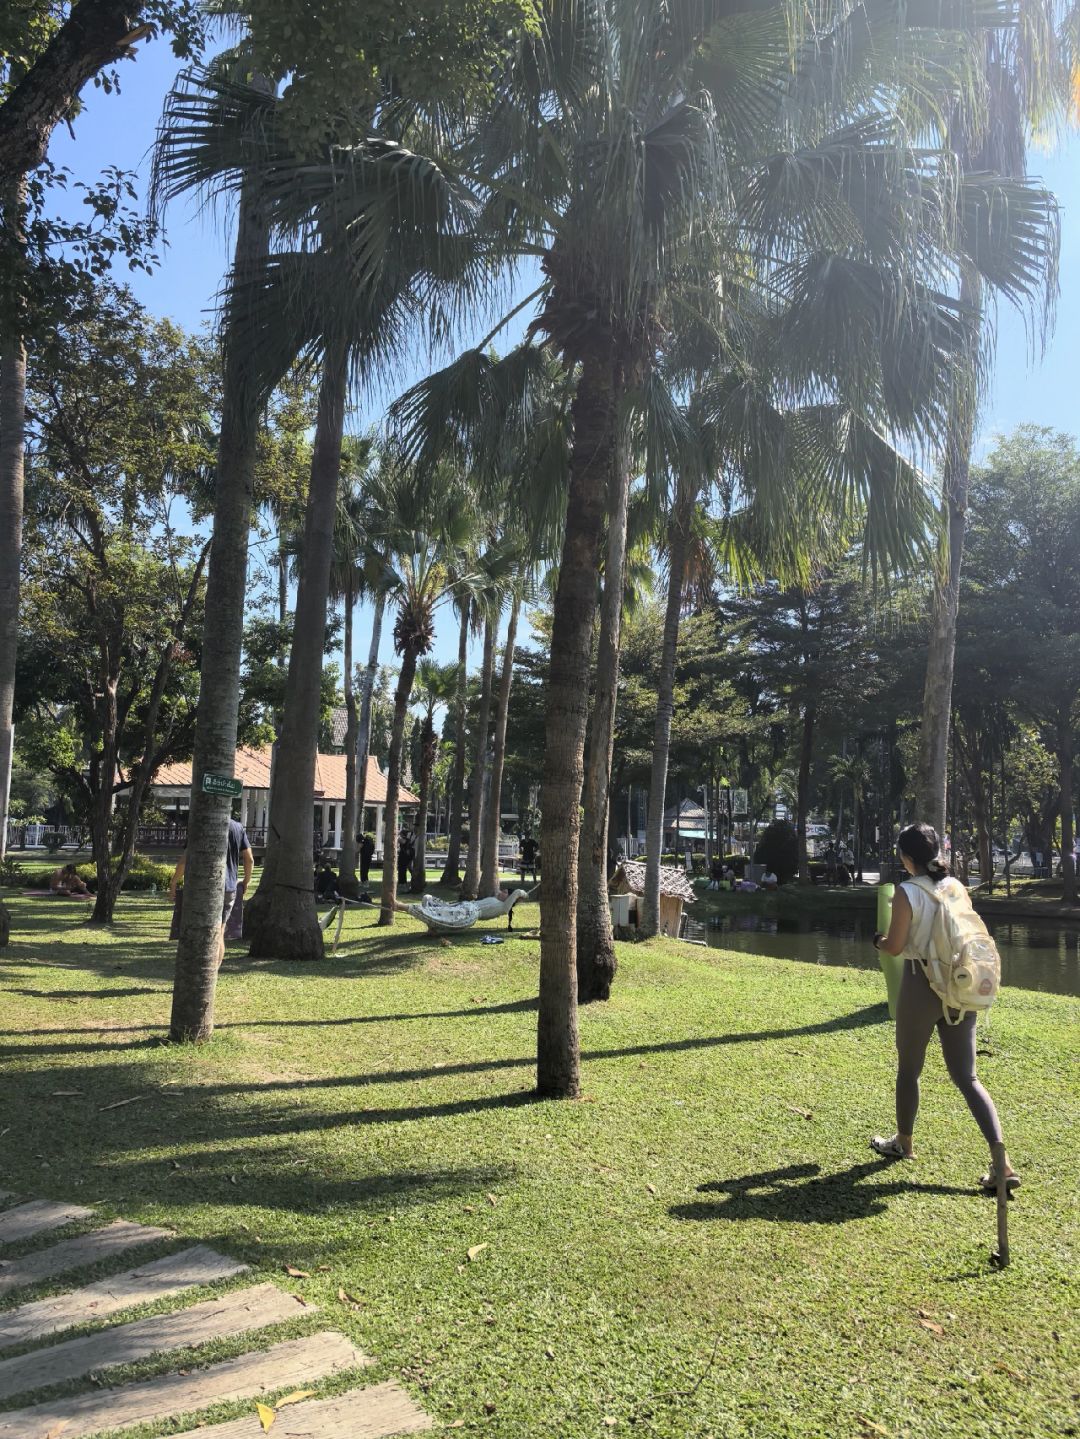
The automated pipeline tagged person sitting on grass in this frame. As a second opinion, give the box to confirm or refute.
[49,863,89,896]
[870,822,1018,1194]
[761,868,779,890]
[316,861,342,902]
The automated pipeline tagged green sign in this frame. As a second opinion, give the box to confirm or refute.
[202,772,243,798]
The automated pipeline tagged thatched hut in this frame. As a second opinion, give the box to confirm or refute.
[609,861,696,937]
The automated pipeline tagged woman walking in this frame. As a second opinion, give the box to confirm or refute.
[870,823,1019,1192]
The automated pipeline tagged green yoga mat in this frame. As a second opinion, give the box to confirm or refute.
[876,882,903,1019]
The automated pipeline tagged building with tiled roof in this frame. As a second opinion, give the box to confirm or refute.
[152,745,418,854]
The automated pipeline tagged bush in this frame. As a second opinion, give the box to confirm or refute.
[0,857,28,889]
[73,855,174,893]
[753,821,799,885]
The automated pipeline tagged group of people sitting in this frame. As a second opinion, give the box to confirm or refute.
[707,860,778,893]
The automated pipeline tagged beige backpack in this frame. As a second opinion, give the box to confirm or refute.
[911,877,1001,1023]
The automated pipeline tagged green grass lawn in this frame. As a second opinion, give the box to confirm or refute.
[0,891,1076,1439]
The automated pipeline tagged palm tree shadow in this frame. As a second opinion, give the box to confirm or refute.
[671,1160,975,1226]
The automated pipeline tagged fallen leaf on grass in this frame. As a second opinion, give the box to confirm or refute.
[256,1400,276,1431]
[993,1361,1028,1383]
[855,1416,892,1437]
[337,1287,362,1306]
[645,1183,657,1195]
[486,1193,498,1206]
[448,1420,465,1429]
[98,1095,147,1112]
[544,1347,555,1360]
[783,1102,813,1120]
[918,1318,944,1336]
[44,1422,70,1439]
[284,1265,310,1278]
[50,1090,83,1097]
[466,1243,488,1262]
[275,1390,315,1408]
[603,1418,618,1428]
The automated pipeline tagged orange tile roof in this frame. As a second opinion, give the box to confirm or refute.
[153,746,418,806]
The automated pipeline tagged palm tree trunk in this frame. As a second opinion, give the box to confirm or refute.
[248,337,348,960]
[379,645,419,924]
[641,482,694,936]
[351,590,385,855]
[170,148,269,1041]
[538,349,624,1098]
[577,440,632,1002]
[338,583,360,889]
[1058,715,1075,904]
[462,614,495,899]
[0,175,27,867]
[796,705,815,883]
[916,275,979,834]
[410,715,437,894]
[440,598,471,885]
[480,595,520,896]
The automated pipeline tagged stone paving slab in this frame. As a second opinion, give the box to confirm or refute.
[161,1380,434,1437]
[0,1330,368,1438]
[0,1245,248,1351]
[0,1219,172,1296]
[0,1199,94,1246]
[0,1283,307,1402]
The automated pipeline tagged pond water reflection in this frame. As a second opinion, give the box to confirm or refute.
[705,907,1080,997]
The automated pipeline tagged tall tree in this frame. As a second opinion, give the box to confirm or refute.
[439,594,472,885]
[462,611,496,900]
[480,593,522,897]
[17,283,215,921]
[411,658,455,892]
[915,4,1064,831]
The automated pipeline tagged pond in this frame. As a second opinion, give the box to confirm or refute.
[704,907,1080,997]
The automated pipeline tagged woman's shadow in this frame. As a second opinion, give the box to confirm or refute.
[670,1161,974,1226]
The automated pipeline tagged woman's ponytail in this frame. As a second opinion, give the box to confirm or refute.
[898,823,949,882]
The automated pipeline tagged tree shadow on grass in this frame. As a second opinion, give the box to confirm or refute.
[670,1160,975,1226]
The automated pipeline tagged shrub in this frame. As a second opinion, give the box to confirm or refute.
[0,857,28,889]
[73,855,174,893]
[753,821,799,885]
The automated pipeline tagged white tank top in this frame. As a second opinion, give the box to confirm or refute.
[900,876,963,961]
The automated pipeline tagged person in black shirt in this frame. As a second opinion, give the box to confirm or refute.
[359,832,375,883]
[169,817,253,965]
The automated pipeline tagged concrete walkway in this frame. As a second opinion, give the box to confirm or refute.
[0,1190,431,1438]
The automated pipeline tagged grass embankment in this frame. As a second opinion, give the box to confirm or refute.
[0,893,1076,1439]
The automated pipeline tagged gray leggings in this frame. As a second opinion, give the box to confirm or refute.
[895,958,1003,1147]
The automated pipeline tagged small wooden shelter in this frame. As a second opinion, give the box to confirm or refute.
[609,861,696,937]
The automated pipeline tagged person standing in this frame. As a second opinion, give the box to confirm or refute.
[870,823,1018,1192]
[520,833,538,884]
[359,831,375,884]
[169,816,253,968]
[397,830,413,886]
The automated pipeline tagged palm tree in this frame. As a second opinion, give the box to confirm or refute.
[461,608,497,901]
[480,593,522,897]
[411,659,457,892]
[326,436,376,891]
[439,592,472,886]
[915,6,1065,835]
[378,461,480,924]
[153,70,276,1040]
[399,1,1057,1091]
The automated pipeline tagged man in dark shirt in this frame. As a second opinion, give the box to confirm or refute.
[169,817,253,966]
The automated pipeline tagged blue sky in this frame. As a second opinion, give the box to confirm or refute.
[44,35,1080,667]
